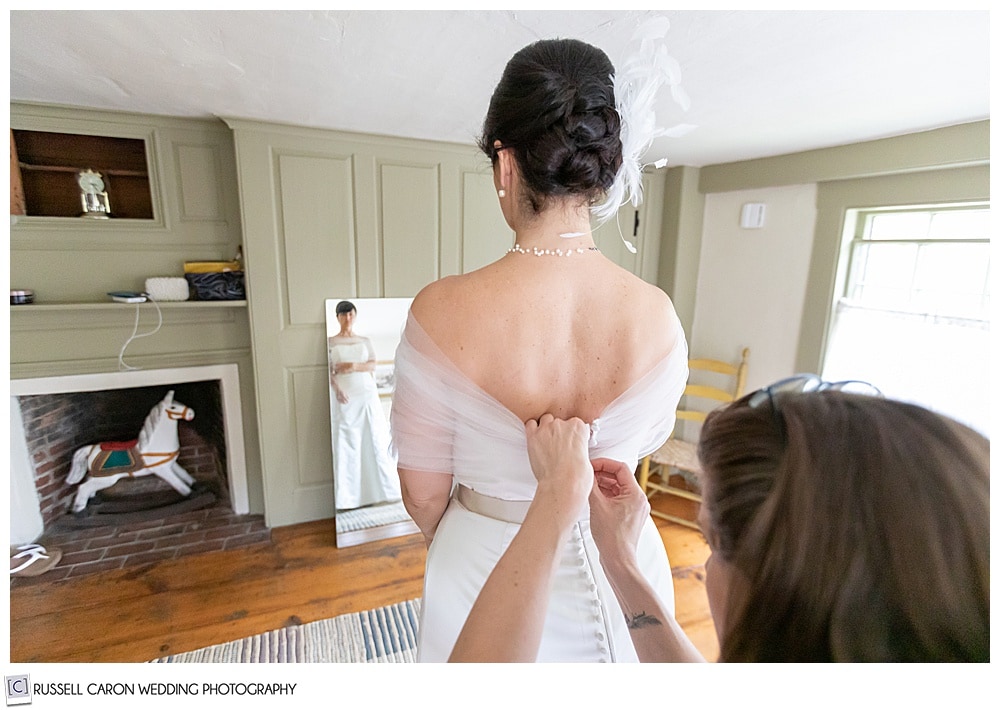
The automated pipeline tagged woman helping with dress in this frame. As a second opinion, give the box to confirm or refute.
[451,384,990,663]
[390,38,688,662]
[328,300,401,510]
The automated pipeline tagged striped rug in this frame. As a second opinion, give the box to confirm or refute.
[336,500,413,533]
[151,598,421,663]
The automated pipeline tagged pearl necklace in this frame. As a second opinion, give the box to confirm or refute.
[507,243,600,257]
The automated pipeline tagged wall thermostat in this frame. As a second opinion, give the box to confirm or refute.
[740,203,766,229]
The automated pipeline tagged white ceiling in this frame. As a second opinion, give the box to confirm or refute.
[8,10,991,167]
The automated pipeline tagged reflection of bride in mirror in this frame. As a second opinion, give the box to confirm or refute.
[328,300,401,510]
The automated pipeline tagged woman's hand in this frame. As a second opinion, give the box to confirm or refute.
[336,390,349,404]
[335,361,354,374]
[589,458,650,568]
[524,414,592,525]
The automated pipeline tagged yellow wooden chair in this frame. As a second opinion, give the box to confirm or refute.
[638,347,750,530]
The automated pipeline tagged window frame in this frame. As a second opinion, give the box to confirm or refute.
[837,202,990,322]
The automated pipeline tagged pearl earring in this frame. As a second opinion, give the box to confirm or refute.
[497,189,506,198]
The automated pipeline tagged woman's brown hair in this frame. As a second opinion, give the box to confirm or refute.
[697,391,989,662]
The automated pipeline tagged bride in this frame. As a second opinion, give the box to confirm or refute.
[328,300,401,510]
[390,37,688,662]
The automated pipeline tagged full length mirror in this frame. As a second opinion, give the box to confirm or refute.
[325,297,418,547]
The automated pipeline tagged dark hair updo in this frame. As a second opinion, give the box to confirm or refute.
[478,39,622,212]
[335,300,356,315]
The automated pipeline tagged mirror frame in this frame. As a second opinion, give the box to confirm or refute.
[326,297,419,547]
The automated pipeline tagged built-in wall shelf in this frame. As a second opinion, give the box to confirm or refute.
[11,300,247,313]
[12,129,155,219]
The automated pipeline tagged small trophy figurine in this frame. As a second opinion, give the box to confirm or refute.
[77,169,111,218]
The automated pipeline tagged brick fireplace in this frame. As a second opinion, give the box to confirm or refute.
[10,365,269,583]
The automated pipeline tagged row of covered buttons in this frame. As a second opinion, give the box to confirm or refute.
[572,523,611,661]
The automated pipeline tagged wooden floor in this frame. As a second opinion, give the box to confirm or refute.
[9,492,717,663]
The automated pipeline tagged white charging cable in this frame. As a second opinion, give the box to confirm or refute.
[117,293,163,371]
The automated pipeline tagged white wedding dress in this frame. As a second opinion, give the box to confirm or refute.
[329,337,401,510]
[390,312,689,662]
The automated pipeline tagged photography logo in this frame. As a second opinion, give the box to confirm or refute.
[4,675,31,706]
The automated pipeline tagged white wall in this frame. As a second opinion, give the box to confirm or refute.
[691,184,818,392]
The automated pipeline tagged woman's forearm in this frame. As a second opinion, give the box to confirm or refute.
[449,498,572,662]
[448,415,596,662]
[601,557,706,663]
[589,457,707,662]
[450,475,586,662]
[334,360,375,373]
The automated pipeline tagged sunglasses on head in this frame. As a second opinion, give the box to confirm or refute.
[747,374,883,441]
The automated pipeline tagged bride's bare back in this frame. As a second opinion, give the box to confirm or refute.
[411,252,683,424]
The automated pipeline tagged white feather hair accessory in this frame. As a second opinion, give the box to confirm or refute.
[592,17,694,252]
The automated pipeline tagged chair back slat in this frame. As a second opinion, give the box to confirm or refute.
[687,358,740,376]
[684,383,737,403]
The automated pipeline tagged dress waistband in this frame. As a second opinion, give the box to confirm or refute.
[455,485,531,524]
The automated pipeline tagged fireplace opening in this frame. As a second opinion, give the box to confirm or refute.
[11,372,270,584]
[20,381,233,524]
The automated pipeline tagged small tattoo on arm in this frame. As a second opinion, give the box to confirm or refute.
[626,612,663,629]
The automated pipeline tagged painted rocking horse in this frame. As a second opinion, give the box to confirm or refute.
[66,390,196,513]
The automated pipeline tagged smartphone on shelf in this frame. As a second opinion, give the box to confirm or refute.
[107,291,147,304]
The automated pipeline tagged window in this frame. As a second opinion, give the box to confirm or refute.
[822,203,991,437]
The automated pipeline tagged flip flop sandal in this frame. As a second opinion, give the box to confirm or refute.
[10,543,63,577]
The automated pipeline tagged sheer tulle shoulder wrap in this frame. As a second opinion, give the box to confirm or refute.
[390,313,523,475]
[390,311,688,497]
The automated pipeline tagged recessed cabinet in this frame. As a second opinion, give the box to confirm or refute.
[12,129,154,219]
[10,103,246,305]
